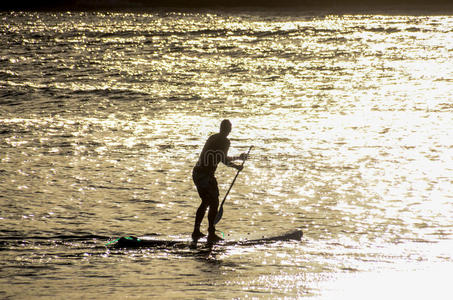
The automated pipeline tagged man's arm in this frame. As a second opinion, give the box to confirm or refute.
[224,150,248,171]
[224,156,243,171]
[219,139,243,171]
[227,153,248,161]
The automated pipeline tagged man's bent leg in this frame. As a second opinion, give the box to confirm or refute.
[207,197,223,244]
[207,197,219,235]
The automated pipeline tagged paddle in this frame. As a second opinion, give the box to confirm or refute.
[214,145,253,225]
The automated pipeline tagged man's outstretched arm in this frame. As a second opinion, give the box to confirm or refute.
[227,153,247,161]
[224,153,248,170]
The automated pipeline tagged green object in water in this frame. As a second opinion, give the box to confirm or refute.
[105,236,141,246]
[105,238,120,246]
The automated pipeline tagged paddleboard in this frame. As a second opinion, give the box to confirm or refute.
[107,229,302,249]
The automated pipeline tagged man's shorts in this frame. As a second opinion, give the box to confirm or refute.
[192,169,219,203]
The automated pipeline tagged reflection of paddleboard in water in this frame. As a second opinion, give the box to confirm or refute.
[107,229,303,249]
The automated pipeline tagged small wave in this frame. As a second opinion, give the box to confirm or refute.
[0,70,19,80]
[129,28,301,39]
[406,27,421,32]
[69,28,233,39]
[253,29,299,38]
[439,102,453,110]
[156,28,231,37]
[87,184,148,191]
[185,28,231,37]
[0,98,24,107]
[367,27,401,33]
[300,27,341,34]
[70,88,150,100]
[0,121,30,135]
[0,233,108,242]
[164,94,202,102]
[321,37,348,43]
[0,88,30,103]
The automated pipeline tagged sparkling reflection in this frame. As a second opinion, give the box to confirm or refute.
[1,11,452,299]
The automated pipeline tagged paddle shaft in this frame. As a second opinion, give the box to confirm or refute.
[215,146,253,224]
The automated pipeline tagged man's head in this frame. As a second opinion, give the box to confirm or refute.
[220,119,232,136]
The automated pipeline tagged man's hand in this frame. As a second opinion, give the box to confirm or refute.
[239,153,248,160]
[235,164,243,171]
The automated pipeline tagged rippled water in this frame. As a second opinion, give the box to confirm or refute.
[1,11,453,299]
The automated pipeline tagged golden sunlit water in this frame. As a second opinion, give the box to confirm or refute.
[1,10,452,299]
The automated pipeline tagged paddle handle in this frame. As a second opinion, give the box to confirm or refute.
[215,146,253,224]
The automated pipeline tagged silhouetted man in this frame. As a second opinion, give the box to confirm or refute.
[192,119,247,244]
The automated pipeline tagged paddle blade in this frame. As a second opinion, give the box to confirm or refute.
[214,206,223,225]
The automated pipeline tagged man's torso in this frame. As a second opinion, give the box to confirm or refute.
[193,133,230,176]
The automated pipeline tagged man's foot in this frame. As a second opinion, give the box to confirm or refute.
[207,233,224,245]
[191,230,206,242]
[189,241,198,249]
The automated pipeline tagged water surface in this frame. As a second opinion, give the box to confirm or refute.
[1,11,452,299]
